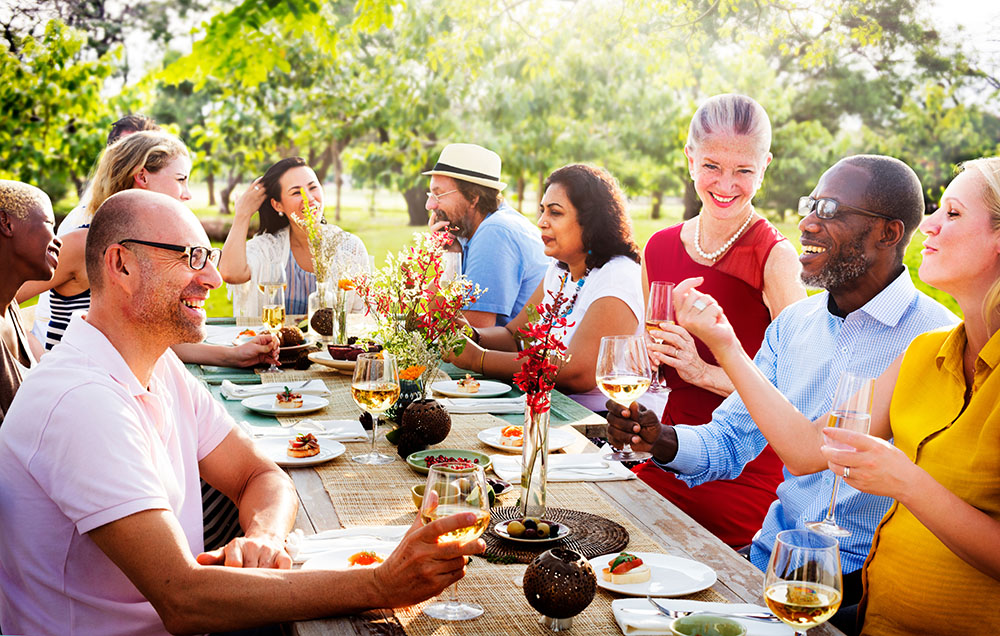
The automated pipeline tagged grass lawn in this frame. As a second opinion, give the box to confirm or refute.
[36,184,960,320]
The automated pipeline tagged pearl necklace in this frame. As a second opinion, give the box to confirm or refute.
[693,211,754,262]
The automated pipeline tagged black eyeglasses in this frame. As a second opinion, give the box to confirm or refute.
[798,196,896,222]
[117,239,222,271]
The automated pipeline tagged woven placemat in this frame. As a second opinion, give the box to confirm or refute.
[484,506,629,564]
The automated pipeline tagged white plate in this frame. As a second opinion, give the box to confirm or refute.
[492,518,572,544]
[241,394,329,415]
[431,379,512,398]
[254,436,345,467]
[589,552,717,597]
[205,326,257,346]
[300,541,400,570]
[308,350,357,374]
[477,426,577,453]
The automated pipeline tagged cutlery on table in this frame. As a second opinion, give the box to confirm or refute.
[646,595,781,623]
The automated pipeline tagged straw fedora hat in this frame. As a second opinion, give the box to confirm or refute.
[423,143,507,191]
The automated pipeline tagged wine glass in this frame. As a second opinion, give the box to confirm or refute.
[764,529,843,635]
[806,372,874,536]
[644,281,675,393]
[441,252,462,283]
[350,352,400,465]
[259,261,287,373]
[596,335,653,462]
[419,462,491,621]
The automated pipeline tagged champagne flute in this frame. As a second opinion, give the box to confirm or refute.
[259,261,287,373]
[596,335,653,462]
[419,462,491,621]
[644,281,675,393]
[764,529,843,635]
[806,372,874,536]
[350,352,400,465]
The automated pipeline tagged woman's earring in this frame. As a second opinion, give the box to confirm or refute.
[277,211,284,217]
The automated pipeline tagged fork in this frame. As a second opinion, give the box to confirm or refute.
[646,595,781,623]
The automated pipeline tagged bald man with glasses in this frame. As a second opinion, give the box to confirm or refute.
[0,190,485,635]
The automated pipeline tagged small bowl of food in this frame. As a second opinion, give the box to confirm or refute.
[410,482,461,510]
[670,614,747,636]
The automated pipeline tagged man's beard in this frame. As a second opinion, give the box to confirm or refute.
[801,232,871,291]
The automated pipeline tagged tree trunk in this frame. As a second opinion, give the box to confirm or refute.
[651,189,663,220]
[683,180,700,220]
[537,170,545,210]
[515,175,526,213]
[370,186,377,218]
[404,184,428,226]
[219,170,243,216]
[207,172,216,207]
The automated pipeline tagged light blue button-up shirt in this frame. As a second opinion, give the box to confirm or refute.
[661,268,958,573]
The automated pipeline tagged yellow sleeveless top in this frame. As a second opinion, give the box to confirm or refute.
[861,324,1000,634]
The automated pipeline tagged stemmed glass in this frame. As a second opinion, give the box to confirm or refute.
[419,462,491,620]
[644,281,674,393]
[350,352,400,465]
[596,335,653,462]
[441,252,462,283]
[764,529,843,635]
[259,261,287,373]
[806,372,874,536]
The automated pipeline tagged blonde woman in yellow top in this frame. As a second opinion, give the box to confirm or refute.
[668,156,1000,635]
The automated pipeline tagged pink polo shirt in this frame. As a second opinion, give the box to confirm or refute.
[0,315,232,635]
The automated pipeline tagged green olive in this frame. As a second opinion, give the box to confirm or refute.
[536,522,550,538]
[507,520,526,537]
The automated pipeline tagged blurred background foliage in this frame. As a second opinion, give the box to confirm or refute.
[2,0,998,317]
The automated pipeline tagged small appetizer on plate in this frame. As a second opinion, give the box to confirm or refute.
[601,552,650,584]
[275,386,304,409]
[456,374,480,393]
[287,433,321,458]
[347,551,385,567]
[498,425,523,448]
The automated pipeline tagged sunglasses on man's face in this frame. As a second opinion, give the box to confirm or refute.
[798,196,896,222]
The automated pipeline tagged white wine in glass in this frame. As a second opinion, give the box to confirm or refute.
[764,529,843,635]
[350,353,399,465]
[644,281,674,393]
[596,334,653,462]
[258,262,287,373]
[806,372,874,537]
[419,462,490,621]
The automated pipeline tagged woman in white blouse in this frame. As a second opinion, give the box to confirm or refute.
[220,157,369,318]
[448,164,643,410]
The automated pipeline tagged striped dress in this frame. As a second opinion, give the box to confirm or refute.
[44,289,91,351]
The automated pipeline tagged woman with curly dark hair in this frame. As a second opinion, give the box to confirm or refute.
[447,163,642,410]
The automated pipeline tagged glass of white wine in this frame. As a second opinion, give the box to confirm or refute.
[258,261,287,373]
[806,372,874,536]
[644,281,675,394]
[350,352,400,465]
[596,334,653,462]
[419,462,491,621]
[764,529,843,635]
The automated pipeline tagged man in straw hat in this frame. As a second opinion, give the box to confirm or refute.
[425,143,548,328]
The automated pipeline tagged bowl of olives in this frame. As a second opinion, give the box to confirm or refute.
[493,517,572,544]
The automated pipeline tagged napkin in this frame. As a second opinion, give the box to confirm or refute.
[285,525,410,563]
[611,599,793,636]
[241,419,368,442]
[490,448,637,482]
[439,395,526,414]
[221,379,330,400]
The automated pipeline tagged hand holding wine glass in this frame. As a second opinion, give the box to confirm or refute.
[419,462,491,621]
[806,372,874,537]
[764,529,843,635]
[259,261,287,373]
[350,352,400,465]
[596,335,653,462]
[644,281,675,393]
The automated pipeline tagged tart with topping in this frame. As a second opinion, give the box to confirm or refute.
[499,425,523,447]
[456,374,480,394]
[286,433,320,458]
[274,386,304,409]
[601,552,650,584]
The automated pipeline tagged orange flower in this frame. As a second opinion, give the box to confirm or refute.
[338,278,355,290]
[399,365,427,381]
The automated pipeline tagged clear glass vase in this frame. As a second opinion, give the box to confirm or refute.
[519,398,550,519]
[307,280,336,344]
[334,287,348,344]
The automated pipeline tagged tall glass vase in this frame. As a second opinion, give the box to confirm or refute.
[519,397,550,519]
[334,288,348,344]
[307,280,336,344]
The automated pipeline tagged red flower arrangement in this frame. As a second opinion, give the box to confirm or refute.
[512,277,576,414]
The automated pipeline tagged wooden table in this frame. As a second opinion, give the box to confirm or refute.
[260,370,843,636]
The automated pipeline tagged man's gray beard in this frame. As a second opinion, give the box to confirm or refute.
[800,233,871,291]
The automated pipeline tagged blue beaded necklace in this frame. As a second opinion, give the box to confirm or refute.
[558,269,589,318]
